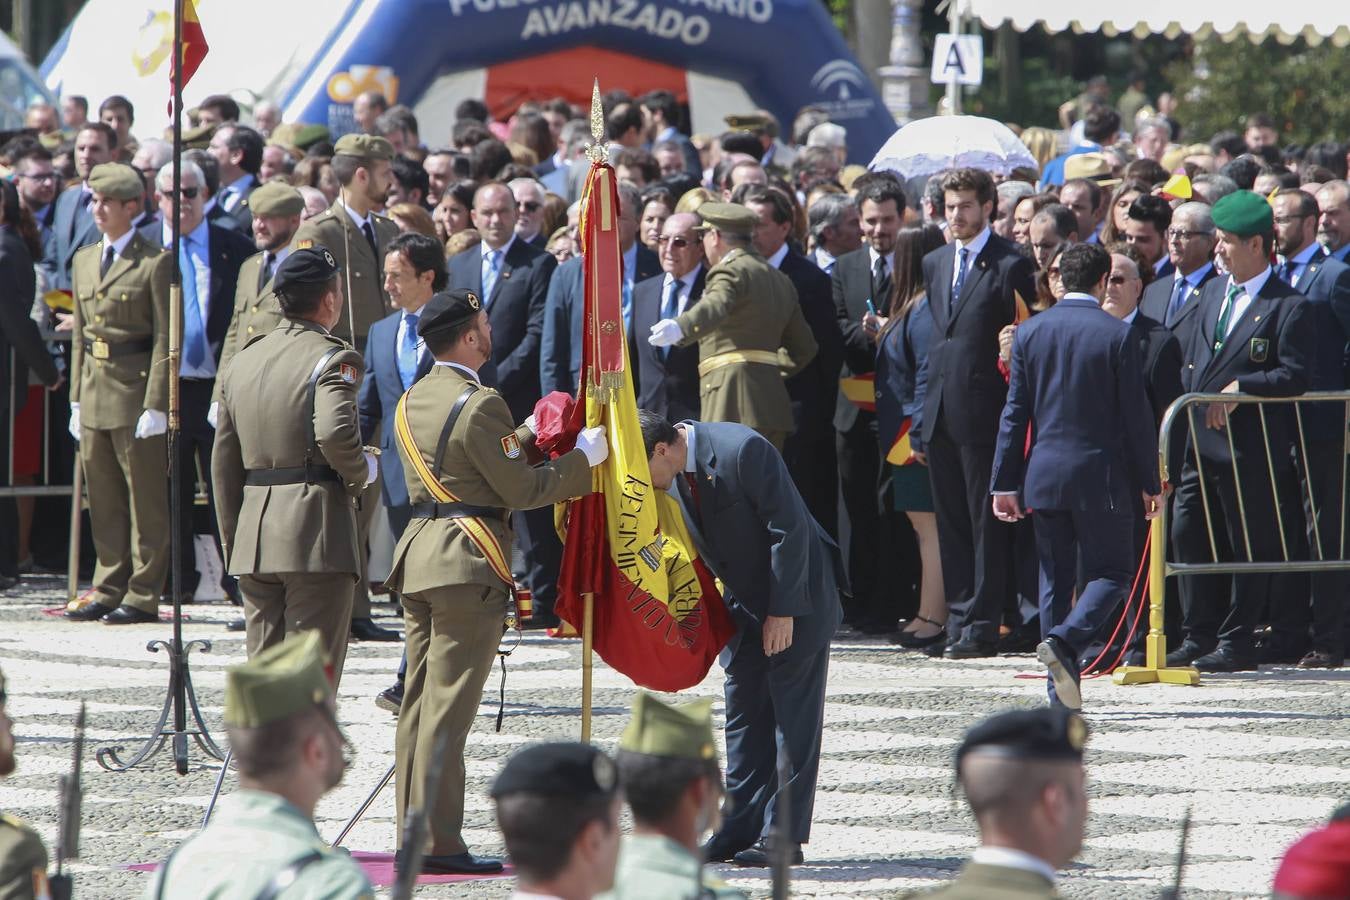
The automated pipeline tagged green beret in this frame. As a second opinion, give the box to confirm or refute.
[698,202,757,238]
[250,181,305,217]
[87,163,143,201]
[223,631,332,729]
[333,133,394,164]
[1212,190,1274,238]
[618,692,718,762]
[490,742,619,800]
[417,288,482,339]
[181,122,217,149]
[274,245,339,295]
[955,707,1087,769]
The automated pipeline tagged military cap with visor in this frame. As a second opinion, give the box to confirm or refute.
[1211,190,1274,238]
[955,706,1088,769]
[272,244,340,296]
[417,288,483,340]
[249,181,305,217]
[223,630,333,729]
[698,202,758,238]
[490,742,619,800]
[619,691,718,762]
[88,162,144,201]
[333,133,395,164]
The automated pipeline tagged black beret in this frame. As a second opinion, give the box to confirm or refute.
[490,742,619,800]
[273,245,339,295]
[417,288,483,339]
[955,707,1088,769]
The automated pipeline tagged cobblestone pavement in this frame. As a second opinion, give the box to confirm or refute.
[2,575,1347,899]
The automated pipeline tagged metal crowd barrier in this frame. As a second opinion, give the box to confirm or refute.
[1114,389,1350,687]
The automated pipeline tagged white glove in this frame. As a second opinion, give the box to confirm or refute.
[68,403,81,441]
[524,414,537,435]
[135,409,167,439]
[207,401,219,429]
[575,425,609,467]
[648,318,683,348]
[363,451,379,486]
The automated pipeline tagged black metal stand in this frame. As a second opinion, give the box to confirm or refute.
[93,0,222,777]
[330,762,397,847]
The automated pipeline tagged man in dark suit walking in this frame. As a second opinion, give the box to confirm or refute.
[448,181,562,624]
[1168,191,1313,672]
[42,122,118,290]
[1271,188,1350,668]
[540,182,659,396]
[922,168,1037,658]
[1139,202,1219,353]
[991,244,1162,709]
[140,157,255,600]
[832,176,906,625]
[629,212,705,422]
[640,412,844,867]
[740,185,845,538]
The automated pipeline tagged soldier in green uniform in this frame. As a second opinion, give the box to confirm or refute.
[144,631,375,900]
[913,707,1089,900]
[647,202,817,451]
[0,663,51,900]
[289,133,401,642]
[211,181,305,408]
[603,692,747,900]
[64,162,172,625]
[212,247,373,685]
[386,287,608,876]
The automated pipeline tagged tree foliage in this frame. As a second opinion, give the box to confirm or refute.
[1167,38,1350,144]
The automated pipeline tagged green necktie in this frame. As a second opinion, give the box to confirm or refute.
[1213,282,1240,350]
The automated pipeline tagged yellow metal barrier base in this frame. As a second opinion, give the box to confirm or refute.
[1111,633,1201,685]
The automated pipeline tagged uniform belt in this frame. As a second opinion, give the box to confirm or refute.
[411,501,508,521]
[244,465,341,486]
[82,336,154,360]
[697,349,782,378]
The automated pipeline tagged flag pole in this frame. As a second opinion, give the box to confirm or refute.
[581,591,594,742]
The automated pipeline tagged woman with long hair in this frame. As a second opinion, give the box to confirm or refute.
[1100,179,1150,246]
[874,224,948,648]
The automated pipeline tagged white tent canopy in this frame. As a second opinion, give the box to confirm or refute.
[958,0,1350,46]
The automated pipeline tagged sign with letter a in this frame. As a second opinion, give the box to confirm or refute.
[931,33,984,87]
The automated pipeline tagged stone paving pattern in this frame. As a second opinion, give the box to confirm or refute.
[2,575,1347,898]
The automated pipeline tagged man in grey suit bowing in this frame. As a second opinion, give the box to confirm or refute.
[639,410,845,868]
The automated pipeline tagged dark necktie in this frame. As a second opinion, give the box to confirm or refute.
[871,254,891,307]
[361,220,378,258]
[1280,259,1297,285]
[660,278,680,357]
[258,252,274,293]
[680,473,703,527]
[1165,277,1188,326]
[100,244,115,278]
[952,247,971,305]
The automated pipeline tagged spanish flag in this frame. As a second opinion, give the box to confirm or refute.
[172,0,210,89]
[886,418,916,465]
[840,372,876,412]
[546,142,735,692]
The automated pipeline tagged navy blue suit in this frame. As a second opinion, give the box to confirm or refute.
[43,183,100,291]
[1172,271,1312,656]
[1139,263,1218,356]
[991,296,1158,697]
[359,310,434,537]
[539,247,660,396]
[674,422,844,849]
[629,267,705,422]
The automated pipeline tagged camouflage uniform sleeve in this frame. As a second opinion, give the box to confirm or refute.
[313,346,370,495]
[461,392,592,509]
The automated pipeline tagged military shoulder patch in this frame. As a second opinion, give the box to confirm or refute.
[295,239,314,250]
[339,363,357,384]
[501,433,522,459]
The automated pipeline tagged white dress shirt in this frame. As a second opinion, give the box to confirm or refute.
[970,846,1058,884]
[100,227,137,265]
[220,174,256,213]
[663,263,702,317]
[434,360,481,384]
[1215,266,1272,343]
[766,243,790,269]
[951,226,991,292]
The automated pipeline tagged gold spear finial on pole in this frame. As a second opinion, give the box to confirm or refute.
[586,78,608,164]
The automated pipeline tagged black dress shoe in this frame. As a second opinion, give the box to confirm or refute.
[922,638,950,658]
[226,616,247,632]
[104,606,159,625]
[350,617,401,642]
[944,638,998,659]
[733,838,803,867]
[1193,647,1257,672]
[413,852,504,875]
[65,600,115,621]
[1037,637,1081,710]
[1297,649,1344,669]
[376,682,404,715]
[1165,640,1213,667]
[1256,641,1307,666]
[997,627,1040,654]
[893,627,947,650]
[702,836,749,862]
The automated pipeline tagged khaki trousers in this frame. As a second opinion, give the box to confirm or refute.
[351,472,380,619]
[81,425,169,613]
[395,582,507,855]
[239,571,355,686]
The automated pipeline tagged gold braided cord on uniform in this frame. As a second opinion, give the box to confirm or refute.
[393,393,514,586]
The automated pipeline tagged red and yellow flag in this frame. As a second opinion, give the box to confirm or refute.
[172,0,210,89]
[545,147,734,692]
